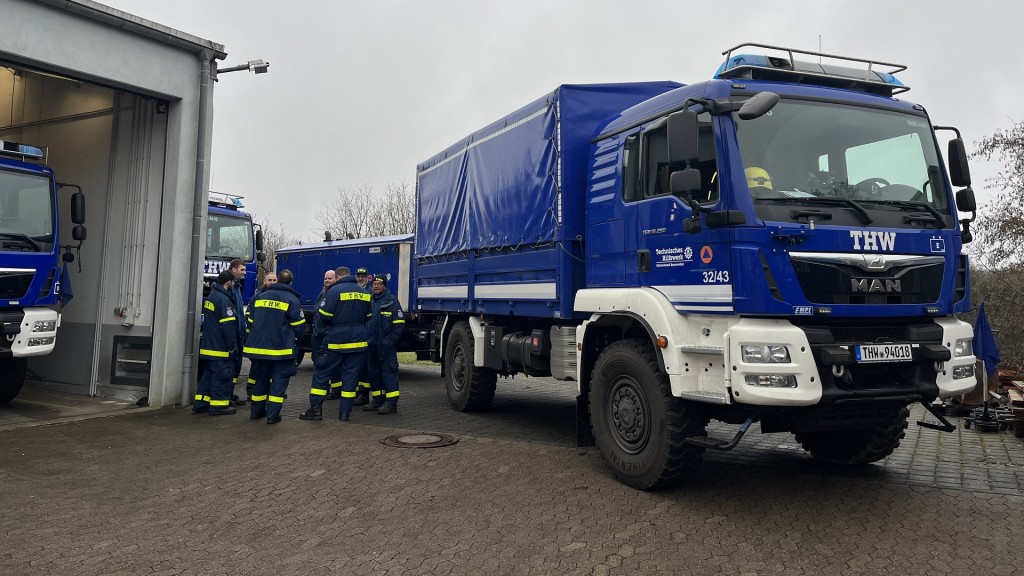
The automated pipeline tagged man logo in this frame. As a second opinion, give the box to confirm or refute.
[851,278,902,293]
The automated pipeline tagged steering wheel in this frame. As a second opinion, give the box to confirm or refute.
[855,177,891,195]
[803,170,840,193]
[218,245,235,255]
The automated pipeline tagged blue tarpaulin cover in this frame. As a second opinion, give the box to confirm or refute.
[416,82,681,258]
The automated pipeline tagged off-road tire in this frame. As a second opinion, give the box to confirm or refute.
[795,406,910,465]
[444,321,497,412]
[0,358,27,404]
[589,338,708,490]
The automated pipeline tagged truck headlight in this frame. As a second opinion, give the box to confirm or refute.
[744,374,797,388]
[32,320,56,332]
[952,365,975,380]
[28,337,55,346]
[954,338,973,357]
[741,344,791,363]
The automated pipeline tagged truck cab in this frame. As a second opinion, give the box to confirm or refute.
[204,191,264,302]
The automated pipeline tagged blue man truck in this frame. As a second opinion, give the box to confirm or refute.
[276,233,432,359]
[204,192,264,302]
[415,44,980,489]
[0,140,86,403]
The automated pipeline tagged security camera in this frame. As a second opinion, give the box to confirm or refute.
[249,59,270,74]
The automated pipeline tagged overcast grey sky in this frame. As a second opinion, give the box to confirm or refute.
[102,0,1020,239]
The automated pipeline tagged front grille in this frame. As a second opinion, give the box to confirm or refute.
[790,254,943,305]
[830,325,905,343]
[0,271,33,300]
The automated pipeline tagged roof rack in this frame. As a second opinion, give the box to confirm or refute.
[716,43,909,96]
[208,191,245,208]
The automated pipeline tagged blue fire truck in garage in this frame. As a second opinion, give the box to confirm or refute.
[414,44,981,489]
[0,140,86,404]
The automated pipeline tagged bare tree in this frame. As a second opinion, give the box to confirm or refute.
[973,121,1024,266]
[315,181,415,239]
[251,215,297,284]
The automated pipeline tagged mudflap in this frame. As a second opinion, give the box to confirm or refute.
[577,392,595,447]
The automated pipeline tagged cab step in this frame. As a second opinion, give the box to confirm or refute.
[684,418,753,451]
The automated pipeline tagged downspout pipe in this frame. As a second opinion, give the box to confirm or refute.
[181,52,215,405]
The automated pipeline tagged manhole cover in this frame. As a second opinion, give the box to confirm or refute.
[380,433,459,449]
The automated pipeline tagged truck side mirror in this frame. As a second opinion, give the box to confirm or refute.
[71,191,85,225]
[255,228,265,252]
[667,111,699,168]
[956,188,976,212]
[72,225,87,241]
[670,168,702,196]
[948,138,971,187]
[257,252,267,263]
[737,92,780,120]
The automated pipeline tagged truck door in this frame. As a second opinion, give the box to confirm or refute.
[631,113,733,313]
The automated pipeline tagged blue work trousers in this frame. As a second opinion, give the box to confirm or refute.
[367,344,400,407]
[249,358,297,420]
[309,350,366,415]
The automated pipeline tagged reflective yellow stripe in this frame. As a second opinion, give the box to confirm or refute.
[219,317,234,323]
[385,391,400,399]
[382,311,392,316]
[255,299,289,311]
[247,317,253,324]
[242,346,294,356]
[290,318,305,326]
[194,393,208,401]
[393,319,405,324]
[247,378,256,385]
[268,395,284,404]
[330,381,342,389]
[311,388,327,396]
[200,348,229,358]
[209,399,230,406]
[318,309,334,317]
[251,394,268,401]
[358,381,370,389]
[204,301,215,311]
[340,391,357,398]
[233,377,238,384]
[370,390,382,397]
[327,341,368,350]
[340,292,371,302]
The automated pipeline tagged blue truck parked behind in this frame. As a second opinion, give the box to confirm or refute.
[276,233,431,359]
[0,140,86,403]
[204,191,264,302]
[415,44,981,489]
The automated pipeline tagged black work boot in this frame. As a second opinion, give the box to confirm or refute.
[338,412,350,422]
[363,401,384,412]
[353,391,369,407]
[377,404,397,415]
[299,405,323,421]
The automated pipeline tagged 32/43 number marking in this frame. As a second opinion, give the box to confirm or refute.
[702,270,730,283]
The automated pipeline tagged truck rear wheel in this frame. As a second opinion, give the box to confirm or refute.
[444,321,497,412]
[589,338,708,490]
[0,358,27,404]
[795,406,910,465]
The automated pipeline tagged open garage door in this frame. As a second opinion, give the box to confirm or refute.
[0,61,168,408]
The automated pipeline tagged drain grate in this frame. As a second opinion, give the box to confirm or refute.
[380,432,459,449]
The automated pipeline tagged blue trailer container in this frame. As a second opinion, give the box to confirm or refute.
[276,234,428,355]
[415,44,983,490]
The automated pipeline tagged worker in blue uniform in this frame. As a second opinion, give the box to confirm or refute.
[364,275,405,414]
[194,270,240,416]
[351,267,373,405]
[300,266,370,422]
[228,259,248,406]
[243,269,305,424]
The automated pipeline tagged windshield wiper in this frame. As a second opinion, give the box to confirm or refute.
[859,199,946,228]
[766,197,873,225]
[0,232,41,251]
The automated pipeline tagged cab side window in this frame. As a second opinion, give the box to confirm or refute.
[638,112,719,203]
[622,134,639,202]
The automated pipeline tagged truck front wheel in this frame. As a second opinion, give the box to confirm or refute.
[795,406,910,465]
[0,358,27,404]
[589,338,708,490]
[444,321,497,412]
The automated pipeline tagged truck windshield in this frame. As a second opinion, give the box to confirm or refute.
[206,213,254,262]
[733,98,948,216]
[0,169,54,253]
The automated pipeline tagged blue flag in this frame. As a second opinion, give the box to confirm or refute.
[59,262,74,307]
[973,303,1000,377]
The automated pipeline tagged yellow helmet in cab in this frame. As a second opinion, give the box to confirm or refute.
[745,167,772,190]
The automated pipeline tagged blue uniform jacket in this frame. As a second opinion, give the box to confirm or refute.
[316,275,371,353]
[200,284,238,359]
[368,287,405,349]
[243,283,305,360]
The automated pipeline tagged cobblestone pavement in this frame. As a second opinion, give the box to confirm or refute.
[2,362,1024,575]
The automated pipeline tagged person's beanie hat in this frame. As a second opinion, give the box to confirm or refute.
[373,275,386,285]
[216,270,235,285]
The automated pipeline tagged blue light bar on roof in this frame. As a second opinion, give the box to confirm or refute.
[0,140,45,161]
[715,43,909,96]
